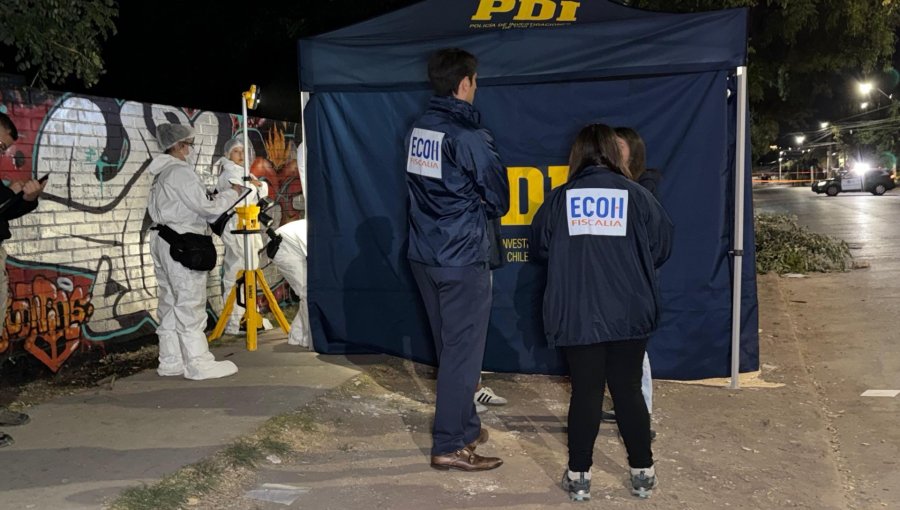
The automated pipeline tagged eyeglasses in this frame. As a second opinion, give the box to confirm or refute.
[181,140,195,147]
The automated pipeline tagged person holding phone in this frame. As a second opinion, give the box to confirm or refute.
[0,111,46,447]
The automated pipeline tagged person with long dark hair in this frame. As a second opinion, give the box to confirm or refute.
[597,126,664,438]
[530,123,673,501]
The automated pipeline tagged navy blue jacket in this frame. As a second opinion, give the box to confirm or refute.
[529,166,673,348]
[405,96,509,267]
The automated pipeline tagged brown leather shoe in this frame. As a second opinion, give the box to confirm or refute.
[466,428,489,451]
[431,447,503,471]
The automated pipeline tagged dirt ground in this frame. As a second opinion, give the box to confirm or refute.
[147,269,895,510]
[6,272,893,509]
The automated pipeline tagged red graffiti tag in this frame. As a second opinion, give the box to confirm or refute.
[2,275,95,372]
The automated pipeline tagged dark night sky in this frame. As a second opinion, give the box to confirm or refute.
[4,1,898,135]
[56,0,418,121]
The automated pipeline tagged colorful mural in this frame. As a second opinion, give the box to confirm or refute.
[0,87,302,373]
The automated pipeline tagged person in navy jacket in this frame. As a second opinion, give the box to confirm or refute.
[406,48,509,472]
[530,123,673,501]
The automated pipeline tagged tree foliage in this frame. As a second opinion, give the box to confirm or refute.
[0,0,118,88]
[628,0,900,157]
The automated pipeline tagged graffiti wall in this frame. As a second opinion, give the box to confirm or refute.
[0,87,303,373]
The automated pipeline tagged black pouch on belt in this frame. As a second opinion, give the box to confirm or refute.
[153,224,217,271]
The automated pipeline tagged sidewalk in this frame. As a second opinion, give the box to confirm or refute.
[0,331,360,510]
[5,270,897,509]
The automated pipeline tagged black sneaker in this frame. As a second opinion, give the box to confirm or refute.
[650,428,657,442]
[630,467,658,499]
[0,432,13,448]
[561,471,591,502]
[601,409,616,423]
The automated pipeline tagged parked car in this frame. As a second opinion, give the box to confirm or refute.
[812,169,896,196]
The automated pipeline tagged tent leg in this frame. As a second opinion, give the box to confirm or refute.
[730,66,748,390]
[299,92,310,215]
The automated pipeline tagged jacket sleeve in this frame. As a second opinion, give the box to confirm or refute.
[457,128,509,219]
[171,171,242,223]
[528,189,557,263]
[642,192,674,269]
[3,196,38,221]
[0,183,38,221]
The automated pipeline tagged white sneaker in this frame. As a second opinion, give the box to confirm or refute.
[262,318,274,330]
[475,402,488,413]
[630,466,658,499]
[474,386,507,406]
[184,360,238,380]
[157,364,184,377]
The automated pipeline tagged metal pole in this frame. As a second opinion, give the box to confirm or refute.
[778,154,782,181]
[241,97,252,275]
[730,66,748,390]
[299,92,309,219]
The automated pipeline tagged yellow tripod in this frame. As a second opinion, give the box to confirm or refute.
[208,204,290,350]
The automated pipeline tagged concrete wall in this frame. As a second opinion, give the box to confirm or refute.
[0,87,303,372]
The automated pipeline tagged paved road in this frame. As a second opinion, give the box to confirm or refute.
[753,184,900,508]
[753,185,900,272]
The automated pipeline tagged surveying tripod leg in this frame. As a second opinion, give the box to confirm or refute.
[209,283,239,342]
[257,269,291,333]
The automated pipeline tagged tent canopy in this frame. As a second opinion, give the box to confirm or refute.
[299,0,747,91]
[297,0,758,380]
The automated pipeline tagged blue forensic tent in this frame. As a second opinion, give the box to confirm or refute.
[298,0,759,380]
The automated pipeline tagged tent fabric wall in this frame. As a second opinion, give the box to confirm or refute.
[300,0,758,379]
[299,1,748,92]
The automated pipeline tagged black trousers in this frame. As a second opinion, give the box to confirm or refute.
[563,338,653,471]
[410,261,492,456]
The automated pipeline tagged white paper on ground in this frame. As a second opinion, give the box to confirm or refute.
[860,389,900,397]
[244,484,309,506]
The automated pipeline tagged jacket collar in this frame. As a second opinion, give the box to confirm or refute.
[572,165,616,181]
[428,95,481,124]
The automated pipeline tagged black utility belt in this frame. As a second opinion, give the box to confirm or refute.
[152,225,216,271]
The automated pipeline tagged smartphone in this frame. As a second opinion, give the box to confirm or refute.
[38,173,49,183]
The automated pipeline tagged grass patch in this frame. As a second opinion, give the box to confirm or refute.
[263,408,318,434]
[110,459,223,510]
[258,436,293,456]
[755,213,852,274]
[222,439,266,469]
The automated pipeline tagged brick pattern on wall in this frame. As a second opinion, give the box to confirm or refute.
[0,87,303,372]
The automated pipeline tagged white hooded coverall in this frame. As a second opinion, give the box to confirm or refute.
[216,158,269,334]
[147,154,241,380]
[271,220,310,347]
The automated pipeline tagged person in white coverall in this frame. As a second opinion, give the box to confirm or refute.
[148,123,245,380]
[269,219,310,347]
[216,138,271,335]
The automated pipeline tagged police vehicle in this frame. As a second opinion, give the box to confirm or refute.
[811,168,895,196]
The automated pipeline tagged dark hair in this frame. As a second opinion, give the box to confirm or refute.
[427,48,478,97]
[614,127,646,180]
[0,112,19,141]
[568,123,630,180]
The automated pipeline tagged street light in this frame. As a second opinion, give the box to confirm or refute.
[820,121,830,129]
[861,102,870,110]
[858,81,893,100]
[795,135,805,145]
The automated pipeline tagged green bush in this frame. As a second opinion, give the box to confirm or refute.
[754,213,852,274]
